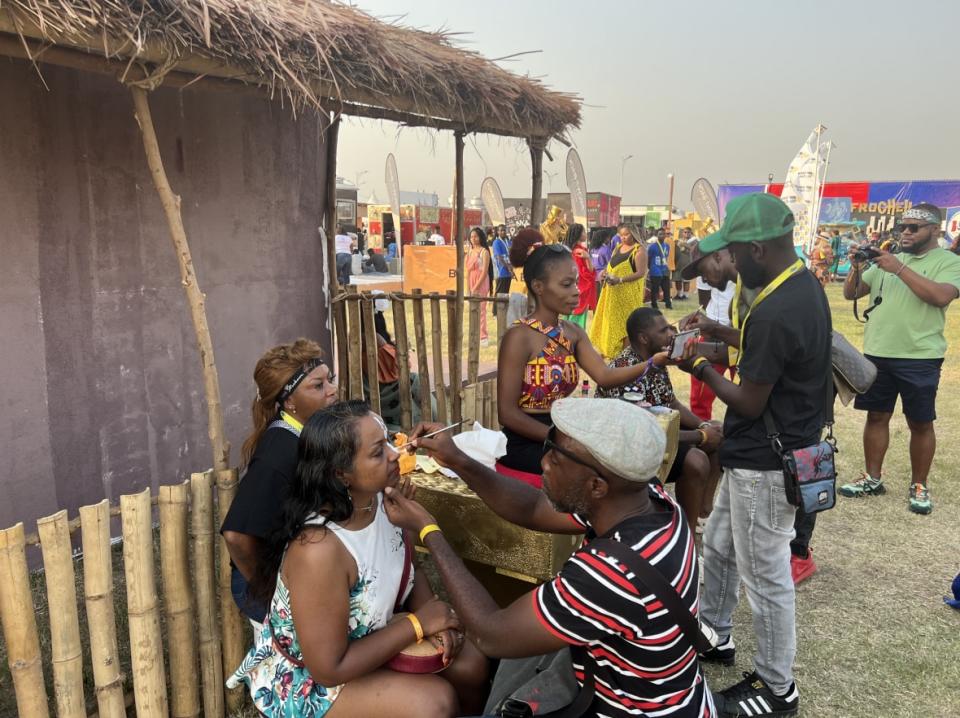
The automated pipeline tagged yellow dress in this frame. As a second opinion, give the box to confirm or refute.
[588,246,646,359]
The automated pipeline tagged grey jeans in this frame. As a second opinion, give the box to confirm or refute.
[701,467,797,694]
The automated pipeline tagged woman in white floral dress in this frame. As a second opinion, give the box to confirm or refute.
[228,401,488,716]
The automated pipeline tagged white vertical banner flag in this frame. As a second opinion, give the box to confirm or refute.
[780,126,827,248]
[481,177,506,225]
[565,149,588,227]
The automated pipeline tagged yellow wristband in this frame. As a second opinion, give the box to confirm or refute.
[691,356,709,369]
[419,524,441,543]
[406,613,424,643]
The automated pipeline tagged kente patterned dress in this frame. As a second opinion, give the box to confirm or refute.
[226,496,414,717]
[589,245,646,359]
[499,318,581,474]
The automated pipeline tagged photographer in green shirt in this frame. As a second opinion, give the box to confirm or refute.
[842,204,960,514]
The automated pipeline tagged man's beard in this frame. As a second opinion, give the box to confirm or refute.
[736,251,766,288]
[543,481,591,516]
[901,234,934,254]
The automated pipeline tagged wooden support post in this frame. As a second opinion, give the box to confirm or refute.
[391,296,414,430]
[411,289,432,423]
[468,300,480,386]
[216,467,247,712]
[191,471,224,718]
[121,488,169,718]
[325,115,346,398]
[159,482,201,718]
[529,140,545,226]
[346,287,364,400]
[429,293,449,424]
[37,511,86,718]
[334,300,349,401]
[496,296,508,344]
[131,86,229,471]
[79,501,125,718]
[453,131,466,426]
[446,290,461,424]
[361,293,382,415]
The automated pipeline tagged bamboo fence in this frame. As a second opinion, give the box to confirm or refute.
[330,289,509,429]
[0,472,253,718]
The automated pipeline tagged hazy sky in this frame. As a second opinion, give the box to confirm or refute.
[338,0,957,210]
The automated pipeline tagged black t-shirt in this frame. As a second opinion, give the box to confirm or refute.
[720,270,831,470]
[221,425,299,540]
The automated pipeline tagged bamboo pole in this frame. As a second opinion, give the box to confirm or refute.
[159,483,201,718]
[446,291,461,425]
[325,114,341,297]
[429,293,449,424]
[467,300,480,386]
[361,294,382,415]
[410,289,432,423]
[346,286,364,401]
[453,132,466,426]
[37,510,86,718]
[496,294,508,344]
[215,468,247,711]
[79,501,126,718]
[0,522,50,718]
[334,295,350,401]
[391,296,414,429]
[529,140,545,225]
[120,488,169,718]
[131,86,229,471]
[191,471,225,718]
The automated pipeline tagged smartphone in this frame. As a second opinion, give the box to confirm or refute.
[669,329,701,360]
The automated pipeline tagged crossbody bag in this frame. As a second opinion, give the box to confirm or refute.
[763,370,838,514]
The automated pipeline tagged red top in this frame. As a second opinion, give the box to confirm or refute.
[572,243,597,314]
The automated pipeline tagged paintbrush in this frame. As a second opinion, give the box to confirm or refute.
[394,420,469,451]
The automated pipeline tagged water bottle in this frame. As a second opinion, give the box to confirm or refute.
[580,380,590,398]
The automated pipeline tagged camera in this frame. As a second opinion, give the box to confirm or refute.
[852,239,900,263]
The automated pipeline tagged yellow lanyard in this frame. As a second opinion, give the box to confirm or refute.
[280,410,304,433]
[737,259,805,366]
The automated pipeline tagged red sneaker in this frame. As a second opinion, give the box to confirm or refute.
[791,549,817,585]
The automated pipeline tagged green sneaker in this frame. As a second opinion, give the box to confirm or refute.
[839,473,886,498]
[909,483,932,514]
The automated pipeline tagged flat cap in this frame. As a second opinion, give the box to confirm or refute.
[550,398,666,482]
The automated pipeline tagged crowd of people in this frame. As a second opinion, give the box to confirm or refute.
[219,193,959,717]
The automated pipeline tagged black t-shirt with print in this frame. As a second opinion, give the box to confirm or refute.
[719,270,832,471]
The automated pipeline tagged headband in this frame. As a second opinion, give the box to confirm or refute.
[277,358,324,404]
[902,208,940,224]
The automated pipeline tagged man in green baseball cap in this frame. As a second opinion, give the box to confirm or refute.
[674,192,832,717]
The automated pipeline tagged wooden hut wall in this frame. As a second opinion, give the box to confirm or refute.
[0,57,331,528]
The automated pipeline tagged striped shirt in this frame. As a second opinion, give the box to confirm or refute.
[534,484,715,717]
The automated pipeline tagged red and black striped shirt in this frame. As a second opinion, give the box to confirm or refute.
[534,483,715,717]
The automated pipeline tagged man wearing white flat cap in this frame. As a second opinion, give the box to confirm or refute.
[384,399,716,718]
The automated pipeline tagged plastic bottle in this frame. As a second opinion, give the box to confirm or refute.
[581,380,590,397]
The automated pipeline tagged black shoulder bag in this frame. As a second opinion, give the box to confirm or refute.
[762,370,838,514]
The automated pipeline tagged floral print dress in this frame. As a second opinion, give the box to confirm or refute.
[227,496,413,717]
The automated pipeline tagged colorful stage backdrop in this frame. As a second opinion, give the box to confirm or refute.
[719,181,960,234]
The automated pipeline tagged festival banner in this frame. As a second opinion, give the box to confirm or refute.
[565,149,588,227]
[946,207,960,245]
[691,178,720,226]
[385,154,401,221]
[779,127,827,247]
[481,177,506,225]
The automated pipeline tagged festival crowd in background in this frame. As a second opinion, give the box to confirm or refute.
[221,194,960,718]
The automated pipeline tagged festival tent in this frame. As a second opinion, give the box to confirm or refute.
[0,0,581,530]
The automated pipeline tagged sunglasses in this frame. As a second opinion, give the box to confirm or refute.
[895,222,932,234]
[543,425,600,473]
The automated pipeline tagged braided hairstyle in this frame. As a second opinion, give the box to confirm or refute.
[564,223,586,250]
[242,338,325,467]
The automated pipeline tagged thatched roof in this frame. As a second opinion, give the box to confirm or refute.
[0,0,581,140]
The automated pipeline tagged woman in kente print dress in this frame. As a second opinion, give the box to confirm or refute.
[228,401,488,717]
[496,229,669,478]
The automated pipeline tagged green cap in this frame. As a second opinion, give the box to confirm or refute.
[699,193,796,253]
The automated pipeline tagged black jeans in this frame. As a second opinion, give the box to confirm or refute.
[649,274,672,309]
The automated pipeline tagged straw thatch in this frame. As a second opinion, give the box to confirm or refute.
[0,0,580,139]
